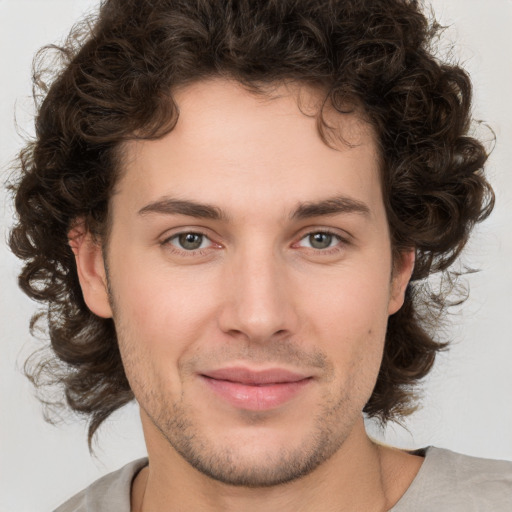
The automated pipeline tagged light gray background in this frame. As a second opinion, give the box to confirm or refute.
[1,1,511,511]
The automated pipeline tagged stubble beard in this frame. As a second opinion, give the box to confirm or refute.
[107,272,367,488]
[140,380,355,488]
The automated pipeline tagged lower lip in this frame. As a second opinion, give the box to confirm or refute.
[201,376,312,411]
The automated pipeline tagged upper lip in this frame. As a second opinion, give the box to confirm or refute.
[201,367,311,385]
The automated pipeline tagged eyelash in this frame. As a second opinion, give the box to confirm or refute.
[161,229,349,257]
[293,230,347,254]
[161,230,217,256]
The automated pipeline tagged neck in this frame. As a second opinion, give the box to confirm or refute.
[132,418,423,512]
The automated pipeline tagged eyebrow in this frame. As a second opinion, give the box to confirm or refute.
[138,198,227,220]
[137,195,370,222]
[291,196,371,220]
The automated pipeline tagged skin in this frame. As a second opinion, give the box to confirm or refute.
[73,79,422,512]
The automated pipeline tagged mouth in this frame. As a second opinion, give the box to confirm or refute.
[199,367,313,411]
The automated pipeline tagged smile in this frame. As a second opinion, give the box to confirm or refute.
[200,367,313,411]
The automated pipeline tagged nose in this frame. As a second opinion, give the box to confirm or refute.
[217,243,298,344]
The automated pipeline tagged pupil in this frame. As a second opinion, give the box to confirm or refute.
[310,233,332,249]
[179,233,202,250]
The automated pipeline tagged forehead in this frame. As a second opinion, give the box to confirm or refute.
[166,78,374,160]
[115,79,382,219]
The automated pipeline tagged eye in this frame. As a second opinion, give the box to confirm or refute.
[168,232,211,251]
[298,232,341,250]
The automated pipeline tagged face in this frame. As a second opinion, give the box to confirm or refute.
[78,79,412,487]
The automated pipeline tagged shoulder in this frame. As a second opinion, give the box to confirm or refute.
[428,446,512,477]
[393,447,512,511]
[53,458,148,512]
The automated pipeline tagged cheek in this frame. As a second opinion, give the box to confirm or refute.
[111,252,217,331]
[108,260,224,396]
[305,267,391,337]
[302,267,391,377]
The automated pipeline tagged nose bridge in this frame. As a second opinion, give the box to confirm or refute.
[219,238,295,341]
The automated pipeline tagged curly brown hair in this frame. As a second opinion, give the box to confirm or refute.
[9,0,494,446]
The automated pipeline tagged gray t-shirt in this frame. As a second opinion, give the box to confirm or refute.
[54,447,512,511]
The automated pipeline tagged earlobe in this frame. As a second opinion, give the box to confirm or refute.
[388,249,415,315]
[69,224,113,319]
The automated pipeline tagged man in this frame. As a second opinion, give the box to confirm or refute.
[8,0,512,510]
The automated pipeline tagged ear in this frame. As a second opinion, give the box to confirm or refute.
[388,249,415,315]
[68,223,113,318]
